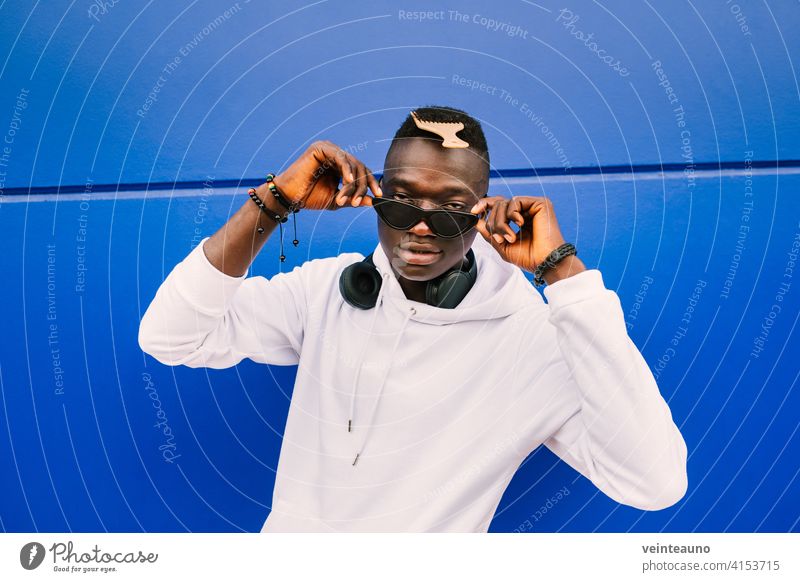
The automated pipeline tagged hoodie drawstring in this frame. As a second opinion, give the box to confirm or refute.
[348,272,391,432]
[348,291,416,466]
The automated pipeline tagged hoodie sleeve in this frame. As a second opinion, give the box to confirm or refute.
[138,237,307,368]
[540,269,688,511]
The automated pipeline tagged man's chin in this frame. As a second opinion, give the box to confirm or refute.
[391,260,449,282]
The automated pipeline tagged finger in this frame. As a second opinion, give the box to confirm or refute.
[509,209,525,227]
[328,187,343,211]
[477,213,504,249]
[349,157,369,206]
[365,168,382,198]
[499,201,517,241]
[486,206,496,238]
[321,144,354,205]
[505,197,523,224]
[470,195,505,215]
[470,197,491,215]
[317,145,351,207]
[321,142,354,184]
[483,198,500,241]
[356,169,379,207]
[474,216,492,242]
[503,199,525,242]
[336,156,357,206]
[520,196,547,218]
[347,154,366,204]
[490,200,513,244]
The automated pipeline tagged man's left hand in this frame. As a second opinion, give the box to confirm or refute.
[470,195,586,282]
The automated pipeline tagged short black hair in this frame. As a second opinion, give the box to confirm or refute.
[389,105,490,168]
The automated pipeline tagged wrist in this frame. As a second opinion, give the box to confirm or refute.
[541,255,587,285]
[254,183,292,220]
[530,242,580,287]
[270,173,290,200]
[267,173,302,210]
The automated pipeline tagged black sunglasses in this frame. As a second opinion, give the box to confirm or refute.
[371,195,483,239]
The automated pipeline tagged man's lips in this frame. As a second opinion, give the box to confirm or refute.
[400,243,441,253]
[396,245,442,265]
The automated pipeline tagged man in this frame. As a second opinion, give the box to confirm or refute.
[138,105,688,532]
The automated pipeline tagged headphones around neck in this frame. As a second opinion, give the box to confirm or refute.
[339,248,478,310]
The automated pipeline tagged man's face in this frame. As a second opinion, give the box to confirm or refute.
[378,137,489,282]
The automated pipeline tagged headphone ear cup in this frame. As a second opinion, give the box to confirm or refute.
[339,254,382,310]
[425,249,477,309]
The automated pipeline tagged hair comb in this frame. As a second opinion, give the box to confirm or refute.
[410,110,470,149]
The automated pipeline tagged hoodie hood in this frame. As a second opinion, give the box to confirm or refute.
[346,234,543,465]
[371,232,542,324]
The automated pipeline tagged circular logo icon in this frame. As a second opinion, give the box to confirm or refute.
[20,542,46,570]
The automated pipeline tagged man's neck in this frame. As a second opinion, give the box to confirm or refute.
[397,276,429,303]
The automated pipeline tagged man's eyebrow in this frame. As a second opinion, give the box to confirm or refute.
[385,176,472,198]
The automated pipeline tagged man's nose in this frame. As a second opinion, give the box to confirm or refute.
[408,218,435,236]
[408,201,438,235]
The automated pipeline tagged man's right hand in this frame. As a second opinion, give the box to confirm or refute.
[272,140,382,211]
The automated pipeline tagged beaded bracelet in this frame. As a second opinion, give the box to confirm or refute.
[247,183,300,263]
[265,173,302,213]
[533,242,578,287]
[266,173,301,263]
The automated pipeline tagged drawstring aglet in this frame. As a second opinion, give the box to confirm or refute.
[352,453,360,466]
[348,419,352,432]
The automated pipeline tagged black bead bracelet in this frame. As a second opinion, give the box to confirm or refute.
[533,242,578,287]
[265,173,302,214]
[248,178,300,264]
[248,187,289,225]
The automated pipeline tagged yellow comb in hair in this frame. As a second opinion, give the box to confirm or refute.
[410,110,470,149]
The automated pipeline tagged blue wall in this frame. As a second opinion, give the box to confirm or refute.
[1,0,798,532]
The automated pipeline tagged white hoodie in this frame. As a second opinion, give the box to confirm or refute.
[138,234,688,532]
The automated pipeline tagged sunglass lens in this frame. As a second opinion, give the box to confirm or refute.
[429,212,477,238]
[373,198,419,229]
